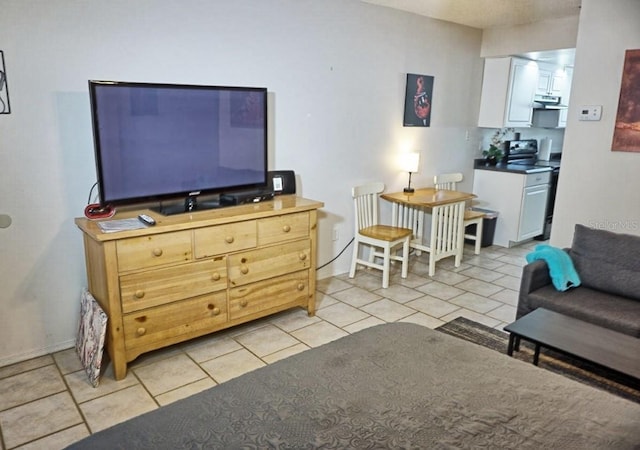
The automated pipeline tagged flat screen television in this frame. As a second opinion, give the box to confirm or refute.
[88,80,268,215]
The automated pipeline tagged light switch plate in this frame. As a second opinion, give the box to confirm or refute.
[578,105,602,121]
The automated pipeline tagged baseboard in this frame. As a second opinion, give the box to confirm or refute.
[0,339,76,369]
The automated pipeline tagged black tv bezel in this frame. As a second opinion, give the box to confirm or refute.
[88,80,269,210]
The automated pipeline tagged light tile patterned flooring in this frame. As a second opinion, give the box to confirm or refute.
[0,241,537,449]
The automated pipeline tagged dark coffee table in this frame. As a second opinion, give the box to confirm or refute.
[504,308,640,379]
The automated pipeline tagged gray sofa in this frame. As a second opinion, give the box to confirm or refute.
[517,224,640,338]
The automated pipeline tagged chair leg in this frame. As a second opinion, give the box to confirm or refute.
[428,251,436,277]
[382,245,391,288]
[401,238,409,279]
[454,203,464,268]
[474,220,483,255]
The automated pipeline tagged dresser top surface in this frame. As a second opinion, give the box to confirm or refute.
[76,195,323,242]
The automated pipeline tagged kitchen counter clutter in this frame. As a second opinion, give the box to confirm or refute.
[474,158,555,174]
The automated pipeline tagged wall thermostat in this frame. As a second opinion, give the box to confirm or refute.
[579,105,602,121]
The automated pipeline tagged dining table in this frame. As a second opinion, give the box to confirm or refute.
[381,187,476,276]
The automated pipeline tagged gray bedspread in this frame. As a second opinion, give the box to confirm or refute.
[67,322,640,449]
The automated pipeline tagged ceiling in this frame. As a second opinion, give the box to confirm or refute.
[360,0,582,30]
[361,0,580,65]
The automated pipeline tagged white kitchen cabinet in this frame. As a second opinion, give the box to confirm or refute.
[536,62,566,97]
[557,66,573,127]
[533,63,573,128]
[478,57,538,128]
[472,169,550,247]
[519,183,550,241]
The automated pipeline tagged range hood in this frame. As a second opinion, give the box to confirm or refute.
[533,94,567,109]
[532,108,566,128]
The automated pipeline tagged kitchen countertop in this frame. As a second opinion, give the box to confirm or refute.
[474,159,556,174]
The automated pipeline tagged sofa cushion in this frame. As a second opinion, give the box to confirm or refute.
[570,224,640,301]
[527,285,640,338]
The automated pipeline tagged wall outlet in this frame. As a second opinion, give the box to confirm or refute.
[332,227,339,241]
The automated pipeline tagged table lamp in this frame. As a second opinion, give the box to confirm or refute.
[400,152,420,193]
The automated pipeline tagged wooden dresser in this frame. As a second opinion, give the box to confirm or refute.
[75,195,323,380]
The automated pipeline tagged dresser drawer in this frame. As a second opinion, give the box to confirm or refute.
[229,270,309,321]
[123,292,228,351]
[228,239,311,286]
[120,257,227,313]
[258,212,309,246]
[194,220,257,258]
[116,231,192,272]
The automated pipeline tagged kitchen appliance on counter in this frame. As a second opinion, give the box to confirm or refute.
[474,138,551,174]
[538,137,552,161]
[504,139,539,165]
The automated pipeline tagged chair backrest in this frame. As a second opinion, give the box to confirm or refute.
[434,172,463,191]
[393,203,421,236]
[352,182,385,231]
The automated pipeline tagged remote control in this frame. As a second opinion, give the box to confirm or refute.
[138,214,156,226]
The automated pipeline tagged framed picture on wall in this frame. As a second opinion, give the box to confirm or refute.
[0,50,10,114]
[612,49,640,152]
[403,73,434,127]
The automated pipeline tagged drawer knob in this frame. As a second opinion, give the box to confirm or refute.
[298,252,307,261]
[207,304,221,315]
[297,282,305,291]
[137,327,146,336]
[240,299,248,307]
[283,225,291,232]
[225,236,235,244]
[135,290,145,299]
[152,248,163,257]
[212,307,221,316]
[211,272,221,281]
[240,265,249,275]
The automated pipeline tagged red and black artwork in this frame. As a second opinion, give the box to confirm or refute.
[404,73,434,127]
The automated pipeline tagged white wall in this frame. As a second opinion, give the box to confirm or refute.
[0,0,483,365]
[481,16,579,57]
[551,0,640,245]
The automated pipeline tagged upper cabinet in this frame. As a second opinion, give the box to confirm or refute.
[479,56,575,129]
[532,65,574,128]
[478,57,538,128]
[558,66,573,127]
[536,62,566,97]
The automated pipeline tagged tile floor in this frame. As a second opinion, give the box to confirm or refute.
[0,241,537,449]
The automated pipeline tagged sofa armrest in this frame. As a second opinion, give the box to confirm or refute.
[516,260,552,319]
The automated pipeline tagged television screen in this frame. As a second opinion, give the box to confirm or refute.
[89,80,267,213]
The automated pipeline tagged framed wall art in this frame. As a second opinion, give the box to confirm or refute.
[403,73,434,127]
[612,49,640,152]
[0,50,10,114]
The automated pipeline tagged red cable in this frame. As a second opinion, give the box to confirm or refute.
[84,203,116,220]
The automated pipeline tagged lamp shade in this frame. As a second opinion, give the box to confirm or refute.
[399,152,420,173]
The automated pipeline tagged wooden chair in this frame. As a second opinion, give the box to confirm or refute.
[434,173,485,255]
[349,182,413,288]
[389,197,466,276]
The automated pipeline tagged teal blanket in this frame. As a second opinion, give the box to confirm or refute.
[525,244,581,291]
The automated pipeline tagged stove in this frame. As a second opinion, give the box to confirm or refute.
[504,139,539,165]
[503,139,560,240]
